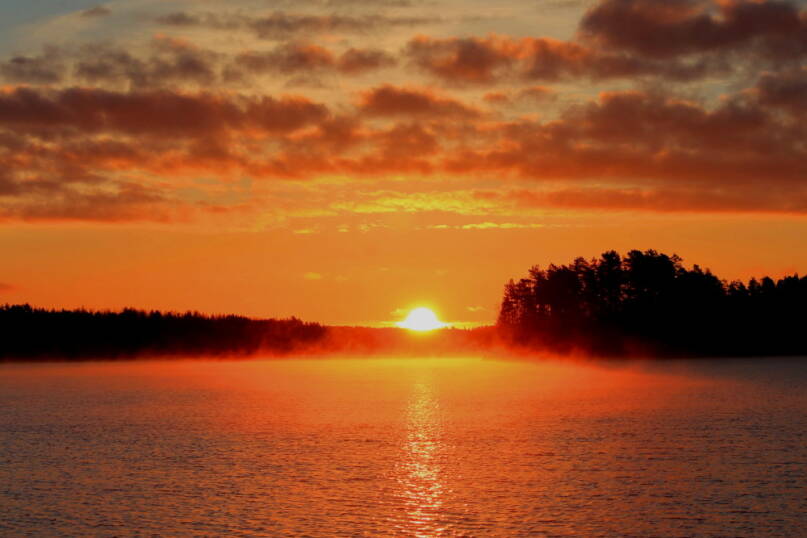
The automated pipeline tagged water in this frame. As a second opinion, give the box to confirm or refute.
[1,357,806,536]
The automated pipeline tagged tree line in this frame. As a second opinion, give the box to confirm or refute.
[498,249,807,357]
[0,305,326,359]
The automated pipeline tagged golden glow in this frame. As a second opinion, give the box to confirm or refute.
[397,307,447,331]
[396,375,444,536]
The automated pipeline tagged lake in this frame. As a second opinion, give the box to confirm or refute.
[1,357,806,536]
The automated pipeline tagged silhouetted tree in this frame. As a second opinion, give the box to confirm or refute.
[498,249,807,357]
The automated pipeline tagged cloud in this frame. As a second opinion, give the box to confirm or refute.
[484,86,556,106]
[75,37,219,88]
[230,43,335,76]
[1,60,806,222]
[405,35,515,83]
[405,34,714,83]
[0,39,219,88]
[517,85,556,102]
[0,87,336,213]
[428,221,545,230]
[442,89,807,189]
[754,68,807,116]
[80,5,111,18]
[331,190,500,215]
[0,282,14,292]
[460,222,544,229]
[303,272,323,279]
[337,48,397,74]
[19,1,803,93]
[320,0,418,6]
[0,47,65,84]
[0,39,395,88]
[483,91,509,104]
[0,181,179,222]
[580,0,807,60]
[358,84,480,117]
[7,84,804,216]
[506,185,807,214]
[3,0,806,226]
[0,87,329,137]
[226,43,395,80]
[154,11,440,39]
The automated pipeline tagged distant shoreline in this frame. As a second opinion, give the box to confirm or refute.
[2,303,806,362]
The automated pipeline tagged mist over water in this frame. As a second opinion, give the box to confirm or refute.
[1,357,806,536]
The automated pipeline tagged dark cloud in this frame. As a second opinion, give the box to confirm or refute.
[0,87,337,216]
[337,48,397,73]
[0,39,219,88]
[153,12,201,26]
[0,40,394,87]
[0,87,329,137]
[359,85,481,118]
[0,172,22,196]
[0,47,65,84]
[75,38,218,88]
[406,36,513,83]
[4,85,802,191]
[154,11,440,39]
[443,89,806,188]
[374,123,440,160]
[80,5,111,17]
[0,136,178,223]
[232,44,334,75]
[0,181,176,222]
[0,282,14,292]
[7,0,807,223]
[1,17,806,223]
[406,1,807,85]
[754,68,807,116]
[227,43,395,80]
[225,43,396,82]
[405,35,716,84]
[580,0,807,60]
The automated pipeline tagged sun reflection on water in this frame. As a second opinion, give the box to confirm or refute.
[395,375,446,536]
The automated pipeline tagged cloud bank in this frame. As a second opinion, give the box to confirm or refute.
[1,0,806,222]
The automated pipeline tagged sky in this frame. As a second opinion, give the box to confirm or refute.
[1,0,806,326]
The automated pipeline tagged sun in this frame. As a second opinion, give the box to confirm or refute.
[396,307,447,331]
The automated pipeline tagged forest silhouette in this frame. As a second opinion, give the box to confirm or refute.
[0,305,325,359]
[498,249,807,357]
[1,249,806,360]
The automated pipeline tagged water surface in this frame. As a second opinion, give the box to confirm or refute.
[1,357,806,536]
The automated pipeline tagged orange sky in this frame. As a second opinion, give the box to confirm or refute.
[1,0,806,325]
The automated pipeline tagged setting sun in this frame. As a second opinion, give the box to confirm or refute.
[396,307,447,331]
